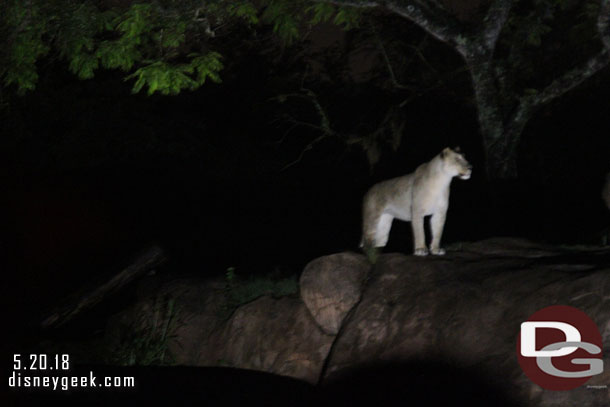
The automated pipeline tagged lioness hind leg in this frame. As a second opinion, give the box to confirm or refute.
[361,213,380,263]
[361,215,379,249]
[361,213,393,264]
[361,212,392,248]
[374,214,393,247]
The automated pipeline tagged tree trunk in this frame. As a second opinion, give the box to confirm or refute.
[464,51,517,179]
[329,0,610,179]
[464,42,540,179]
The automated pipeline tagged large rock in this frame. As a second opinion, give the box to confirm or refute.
[323,242,610,407]
[105,277,229,365]
[299,252,369,334]
[107,238,610,406]
[109,277,334,384]
[199,296,334,383]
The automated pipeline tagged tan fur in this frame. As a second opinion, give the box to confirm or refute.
[361,147,472,256]
[603,172,610,210]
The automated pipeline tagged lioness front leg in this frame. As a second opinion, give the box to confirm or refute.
[430,209,447,255]
[411,210,428,256]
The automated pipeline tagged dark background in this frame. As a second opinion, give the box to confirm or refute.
[2,19,610,350]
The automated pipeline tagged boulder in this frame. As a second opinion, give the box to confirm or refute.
[107,238,610,406]
[199,296,335,383]
[299,252,369,334]
[323,242,610,407]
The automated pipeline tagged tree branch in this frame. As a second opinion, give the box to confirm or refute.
[385,1,465,50]
[530,49,609,107]
[273,87,337,170]
[495,0,610,177]
[599,0,610,51]
[371,25,413,91]
[320,0,378,6]
[324,1,465,50]
[514,0,610,113]
[482,0,514,50]
[501,99,534,167]
[280,133,329,171]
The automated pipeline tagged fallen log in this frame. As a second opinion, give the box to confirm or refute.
[41,245,166,329]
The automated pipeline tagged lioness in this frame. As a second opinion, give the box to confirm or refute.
[361,147,472,256]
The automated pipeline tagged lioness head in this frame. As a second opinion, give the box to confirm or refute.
[440,147,472,180]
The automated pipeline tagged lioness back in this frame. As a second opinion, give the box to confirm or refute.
[363,174,415,221]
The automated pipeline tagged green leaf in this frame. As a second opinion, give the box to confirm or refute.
[69,53,99,79]
[262,1,299,45]
[2,6,49,94]
[308,3,335,25]
[189,52,224,85]
[98,9,119,32]
[159,22,186,49]
[117,3,154,40]
[125,52,223,96]
[333,7,360,29]
[229,3,259,25]
[96,40,141,71]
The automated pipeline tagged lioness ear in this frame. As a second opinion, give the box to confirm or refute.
[441,147,450,159]
[453,146,461,153]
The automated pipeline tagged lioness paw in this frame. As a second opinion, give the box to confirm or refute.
[414,247,429,256]
[431,248,446,256]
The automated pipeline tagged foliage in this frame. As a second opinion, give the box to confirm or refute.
[109,296,180,366]
[126,52,223,95]
[1,0,49,93]
[221,266,299,318]
[0,0,361,96]
[2,0,606,177]
[363,245,379,265]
